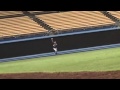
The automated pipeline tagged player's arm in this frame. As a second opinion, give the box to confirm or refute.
[51,38,54,43]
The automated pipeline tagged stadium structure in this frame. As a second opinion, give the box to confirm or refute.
[0,11,120,62]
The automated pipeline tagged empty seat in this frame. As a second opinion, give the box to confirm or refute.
[36,11,115,30]
[0,16,47,38]
[0,11,23,16]
[108,11,120,19]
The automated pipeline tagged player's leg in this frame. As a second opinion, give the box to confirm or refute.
[55,48,58,54]
[54,48,57,55]
[53,48,56,55]
[53,48,57,55]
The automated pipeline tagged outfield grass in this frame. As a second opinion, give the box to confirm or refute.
[0,47,120,74]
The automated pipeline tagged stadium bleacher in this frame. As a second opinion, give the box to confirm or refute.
[0,11,23,16]
[36,11,115,30]
[0,11,117,40]
[0,16,47,38]
[108,11,120,19]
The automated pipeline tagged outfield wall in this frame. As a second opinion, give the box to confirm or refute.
[0,27,120,60]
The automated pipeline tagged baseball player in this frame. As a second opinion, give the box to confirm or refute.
[51,38,58,55]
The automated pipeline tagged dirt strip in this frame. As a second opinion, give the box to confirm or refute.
[0,71,120,79]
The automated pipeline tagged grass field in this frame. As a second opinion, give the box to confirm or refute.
[0,47,120,74]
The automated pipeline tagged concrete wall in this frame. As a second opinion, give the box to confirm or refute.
[0,27,120,61]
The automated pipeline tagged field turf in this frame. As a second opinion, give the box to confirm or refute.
[0,47,120,74]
